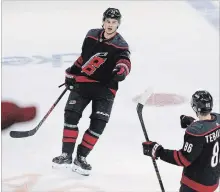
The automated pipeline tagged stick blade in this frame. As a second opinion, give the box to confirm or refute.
[9,129,36,138]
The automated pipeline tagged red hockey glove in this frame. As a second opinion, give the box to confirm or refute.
[142,141,163,160]
[1,102,37,130]
[112,64,128,82]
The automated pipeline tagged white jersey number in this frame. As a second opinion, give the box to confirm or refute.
[211,141,220,167]
[183,142,193,153]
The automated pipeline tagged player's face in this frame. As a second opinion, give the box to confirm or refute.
[103,18,119,34]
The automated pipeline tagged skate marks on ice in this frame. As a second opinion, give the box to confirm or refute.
[2,169,156,192]
[2,171,105,192]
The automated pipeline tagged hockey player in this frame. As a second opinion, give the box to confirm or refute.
[52,8,131,176]
[142,90,220,192]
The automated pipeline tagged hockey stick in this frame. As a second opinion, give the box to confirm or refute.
[135,89,165,192]
[9,87,68,138]
[58,83,65,88]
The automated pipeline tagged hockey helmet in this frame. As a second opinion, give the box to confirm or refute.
[103,8,122,22]
[191,90,213,114]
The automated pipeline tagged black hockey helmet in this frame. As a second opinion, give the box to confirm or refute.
[191,90,213,114]
[103,8,122,23]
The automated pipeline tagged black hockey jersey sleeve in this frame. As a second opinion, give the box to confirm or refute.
[159,131,204,167]
[115,49,131,77]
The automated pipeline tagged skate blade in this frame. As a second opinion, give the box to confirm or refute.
[72,163,91,176]
[52,162,72,169]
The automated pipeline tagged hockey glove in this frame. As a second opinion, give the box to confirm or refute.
[180,115,195,128]
[65,67,76,91]
[1,101,36,130]
[112,64,128,82]
[142,141,163,160]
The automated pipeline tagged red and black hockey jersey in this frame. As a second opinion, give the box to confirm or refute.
[160,113,220,192]
[69,28,131,93]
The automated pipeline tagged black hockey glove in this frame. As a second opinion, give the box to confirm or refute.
[142,141,163,160]
[180,115,195,128]
[65,67,76,91]
[112,65,128,82]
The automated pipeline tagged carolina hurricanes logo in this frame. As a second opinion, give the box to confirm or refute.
[81,52,108,76]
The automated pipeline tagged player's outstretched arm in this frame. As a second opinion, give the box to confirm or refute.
[142,126,204,167]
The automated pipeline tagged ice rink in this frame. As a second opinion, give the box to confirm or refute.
[2,1,219,191]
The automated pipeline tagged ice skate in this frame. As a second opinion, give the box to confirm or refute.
[52,153,72,168]
[72,154,92,176]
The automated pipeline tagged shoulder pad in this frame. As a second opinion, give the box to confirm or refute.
[86,28,102,38]
[212,113,220,124]
[110,33,129,49]
[186,122,204,136]
[186,113,220,136]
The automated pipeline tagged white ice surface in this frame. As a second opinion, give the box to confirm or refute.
[2,1,219,191]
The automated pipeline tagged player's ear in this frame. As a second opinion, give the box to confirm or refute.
[117,21,120,29]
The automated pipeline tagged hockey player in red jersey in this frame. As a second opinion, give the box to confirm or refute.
[142,90,220,192]
[52,8,131,176]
